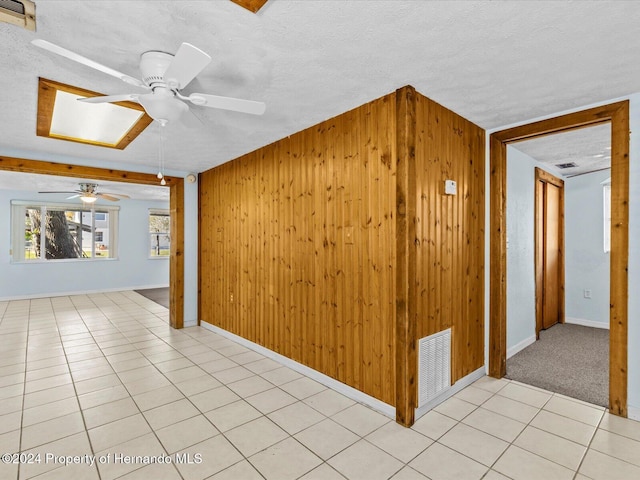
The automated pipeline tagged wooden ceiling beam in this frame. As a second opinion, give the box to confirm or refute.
[230,0,268,14]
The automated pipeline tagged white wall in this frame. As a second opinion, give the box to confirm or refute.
[0,188,169,299]
[506,146,537,356]
[565,170,611,327]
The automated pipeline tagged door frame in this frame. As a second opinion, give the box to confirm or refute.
[0,155,185,329]
[489,101,629,416]
[535,167,565,337]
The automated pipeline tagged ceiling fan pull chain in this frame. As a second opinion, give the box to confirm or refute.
[158,120,167,185]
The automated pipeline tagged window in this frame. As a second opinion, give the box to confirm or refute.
[149,209,170,257]
[95,212,106,221]
[603,183,611,253]
[11,201,119,262]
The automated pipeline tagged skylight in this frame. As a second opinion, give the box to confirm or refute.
[37,78,153,149]
[50,90,143,146]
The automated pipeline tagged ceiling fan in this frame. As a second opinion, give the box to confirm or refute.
[31,39,266,124]
[39,183,130,203]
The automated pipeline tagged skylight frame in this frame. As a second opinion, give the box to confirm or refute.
[37,77,153,150]
[0,0,35,31]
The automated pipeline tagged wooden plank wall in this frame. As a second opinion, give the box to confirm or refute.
[199,87,486,413]
[413,93,485,383]
[199,93,397,405]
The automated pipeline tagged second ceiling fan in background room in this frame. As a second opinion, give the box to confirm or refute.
[39,183,129,203]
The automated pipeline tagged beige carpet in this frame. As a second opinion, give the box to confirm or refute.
[505,323,609,407]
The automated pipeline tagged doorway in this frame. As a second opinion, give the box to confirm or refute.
[489,101,629,416]
[0,155,185,329]
[535,168,564,337]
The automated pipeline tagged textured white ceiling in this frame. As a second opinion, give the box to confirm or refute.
[1,0,639,180]
[510,124,611,178]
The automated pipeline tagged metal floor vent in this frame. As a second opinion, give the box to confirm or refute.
[0,0,35,31]
[418,328,451,408]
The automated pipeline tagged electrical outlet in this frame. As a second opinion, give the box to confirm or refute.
[230,293,234,303]
[584,289,592,299]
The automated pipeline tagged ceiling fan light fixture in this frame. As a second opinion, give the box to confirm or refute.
[80,194,98,203]
[139,89,188,123]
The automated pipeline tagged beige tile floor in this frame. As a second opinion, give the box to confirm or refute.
[1,291,639,479]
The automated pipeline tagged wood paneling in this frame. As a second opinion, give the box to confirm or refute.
[0,157,184,329]
[414,94,485,384]
[199,93,397,405]
[199,87,486,420]
[489,101,629,417]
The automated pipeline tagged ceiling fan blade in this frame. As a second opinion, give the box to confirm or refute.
[99,192,130,199]
[31,39,148,89]
[79,94,140,104]
[163,43,211,90]
[67,194,81,199]
[186,93,266,115]
[96,193,121,202]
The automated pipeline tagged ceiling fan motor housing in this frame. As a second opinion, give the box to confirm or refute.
[140,51,174,88]
[79,183,98,193]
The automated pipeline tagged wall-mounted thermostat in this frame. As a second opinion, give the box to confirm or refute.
[445,179,457,195]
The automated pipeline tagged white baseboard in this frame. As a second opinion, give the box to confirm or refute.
[507,335,536,358]
[628,405,640,422]
[565,316,609,330]
[183,319,198,327]
[0,284,169,302]
[414,367,485,421]
[200,321,396,419]
[507,335,536,359]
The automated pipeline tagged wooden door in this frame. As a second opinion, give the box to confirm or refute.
[535,168,564,337]
[543,183,561,329]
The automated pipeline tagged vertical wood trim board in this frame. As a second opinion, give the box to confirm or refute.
[609,103,629,416]
[170,180,185,329]
[489,136,507,378]
[395,86,417,426]
[199,92,398,405]
[489,101,629,417]
[414,93,486,384]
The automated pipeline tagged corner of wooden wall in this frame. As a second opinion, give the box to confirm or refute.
[395,85,418,426]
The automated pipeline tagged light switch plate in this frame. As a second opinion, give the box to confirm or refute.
[445,180,457,195]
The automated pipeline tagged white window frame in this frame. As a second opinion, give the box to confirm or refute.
[11,200,119,263]
[148,208,170,259]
